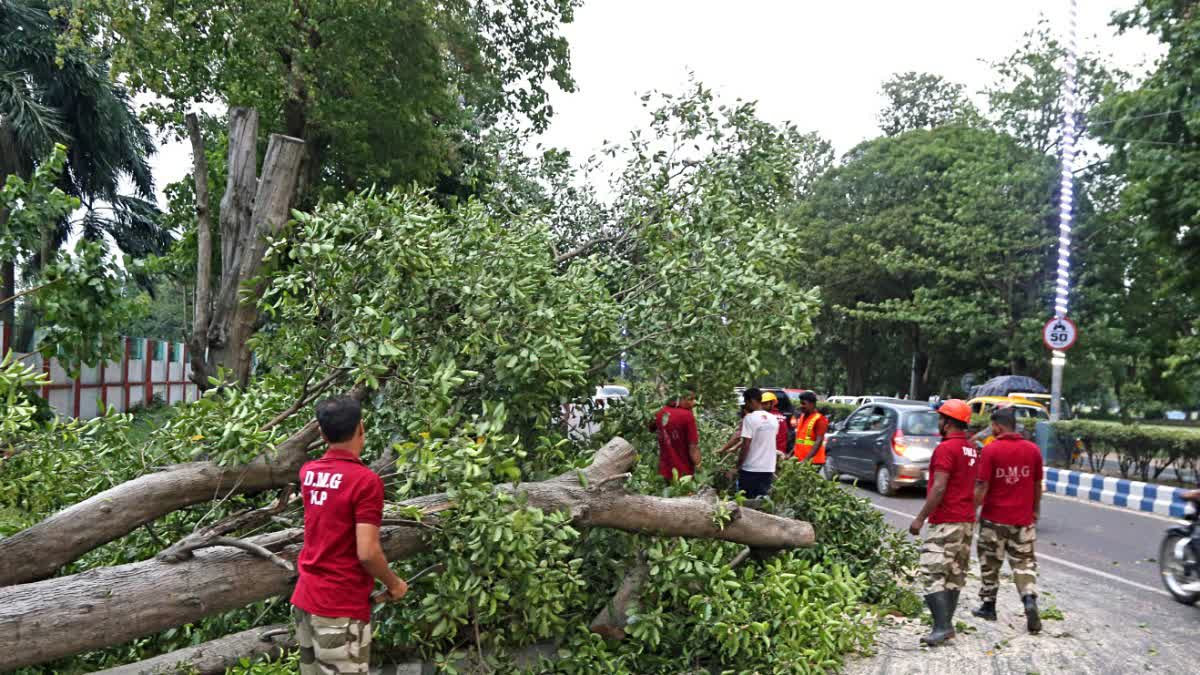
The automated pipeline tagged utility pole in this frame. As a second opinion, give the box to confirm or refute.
[1050,0,1079,422]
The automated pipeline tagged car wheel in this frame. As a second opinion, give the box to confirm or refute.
[821,459,837,481]
[875,464,896,497]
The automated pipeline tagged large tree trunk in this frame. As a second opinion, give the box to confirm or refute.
[0,438,814,671]
[0,422,320,587]
[192,109,305,389]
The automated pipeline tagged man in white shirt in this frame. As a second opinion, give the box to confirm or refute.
[737,387,779,498]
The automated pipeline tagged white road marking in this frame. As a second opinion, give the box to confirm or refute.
[867,502,1174,599]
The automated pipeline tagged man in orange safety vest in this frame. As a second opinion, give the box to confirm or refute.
[793,391,829,465]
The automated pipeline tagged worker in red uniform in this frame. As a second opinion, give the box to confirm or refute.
[291,396,408,674]
[650,392,700,481]
[972,406,1044,634]
[793,391,829,465]
[908,398,978,647]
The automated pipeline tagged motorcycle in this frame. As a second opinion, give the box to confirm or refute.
[1159,491,1200,605]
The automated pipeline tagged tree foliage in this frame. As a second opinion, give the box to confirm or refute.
[68,0,579,197]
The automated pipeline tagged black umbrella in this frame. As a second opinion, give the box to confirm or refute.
[969,375,1048,399]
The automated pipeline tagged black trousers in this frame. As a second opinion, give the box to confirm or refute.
[737,470,774,498]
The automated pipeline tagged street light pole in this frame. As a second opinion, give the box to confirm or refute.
[1050,0,1079,422]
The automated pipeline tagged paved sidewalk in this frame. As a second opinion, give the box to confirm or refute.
[844,569,1195,674]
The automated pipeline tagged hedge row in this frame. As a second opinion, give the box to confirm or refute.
[1050,420,1200,485]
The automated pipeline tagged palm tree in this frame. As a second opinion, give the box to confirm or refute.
[1,0,166,346]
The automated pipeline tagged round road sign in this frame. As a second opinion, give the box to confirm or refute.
[1043,316,1078,351]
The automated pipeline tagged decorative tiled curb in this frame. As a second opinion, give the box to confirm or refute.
[1044,468,1191,518]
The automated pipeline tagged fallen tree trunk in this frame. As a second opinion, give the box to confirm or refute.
[0,438,814,670]
[93,624,294,675]
[0,421,319,588]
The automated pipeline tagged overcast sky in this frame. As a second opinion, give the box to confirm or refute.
[148,0,1161,203]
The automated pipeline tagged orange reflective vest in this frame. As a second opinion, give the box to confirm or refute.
[793,412,828,464]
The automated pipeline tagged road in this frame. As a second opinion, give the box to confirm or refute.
[837,479,1200,674]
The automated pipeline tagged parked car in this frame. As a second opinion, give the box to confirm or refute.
[593,384,630,409]
[826,395,860,406]
[1011,392,1072,419]
[822,401,943,496]
[968,396,1049,420]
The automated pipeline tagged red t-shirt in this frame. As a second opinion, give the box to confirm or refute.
[978,433,1044,527]
[290,448,384,622]
[654,405,699,480]
[771,410,789,454]
[927,432,979,524]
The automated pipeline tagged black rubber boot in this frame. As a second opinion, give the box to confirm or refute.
[1022,594,1042,634]
[972,598,997,621]
[920,591,956,646]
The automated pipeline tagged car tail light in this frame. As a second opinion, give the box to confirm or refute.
[892,429,909,458]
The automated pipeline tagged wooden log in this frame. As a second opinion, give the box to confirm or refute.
[0,438,814,670]
[93,624,294,675]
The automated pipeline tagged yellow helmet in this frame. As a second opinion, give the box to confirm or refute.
[761,392,778,403]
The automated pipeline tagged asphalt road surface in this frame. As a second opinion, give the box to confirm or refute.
[836,476,1200,673]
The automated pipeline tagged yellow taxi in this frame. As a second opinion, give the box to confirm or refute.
[967,396,1049,446]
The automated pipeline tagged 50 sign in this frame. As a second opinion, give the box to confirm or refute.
[1043,317,1078,351]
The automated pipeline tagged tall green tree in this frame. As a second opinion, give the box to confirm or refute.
[798,125,1057,398]
[70,0,579,199]
[1,0,163,346]
[877,71,979,137]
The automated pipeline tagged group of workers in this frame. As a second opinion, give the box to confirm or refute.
[908,399,1045,647]
[651,391,1052,649]
[651,387,829,498]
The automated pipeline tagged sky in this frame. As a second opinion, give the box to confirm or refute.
[147,0,1162,204]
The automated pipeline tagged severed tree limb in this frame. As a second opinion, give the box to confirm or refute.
[589,551,650,640]
[93,623,294,675]
[157,486,294,564]
[0,438,814,670]
[0,381,373,588]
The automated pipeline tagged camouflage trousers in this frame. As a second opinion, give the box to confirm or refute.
[293,607,371,674]
[977,519,1038,600]
[919,522,974,594]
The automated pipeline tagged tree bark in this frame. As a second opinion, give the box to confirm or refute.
[201,109,305,388]
[0,438,815,670]
[93,624,294,675]
[186,113,214,389]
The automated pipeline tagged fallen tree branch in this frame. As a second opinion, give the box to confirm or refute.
[93,623,295,675]
[158,487,293,563]
[0,382,371,588]
[589,551,650,640]
[0,438,814,670]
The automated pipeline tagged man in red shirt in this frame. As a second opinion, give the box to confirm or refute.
[291,397,408,674]
[908,398,978,646]
[972,406,1044,634]
[651,392,700,481]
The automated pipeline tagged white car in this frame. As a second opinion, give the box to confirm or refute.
[564,385,630,440]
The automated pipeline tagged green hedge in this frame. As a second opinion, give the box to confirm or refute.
[1051,420,1200,485]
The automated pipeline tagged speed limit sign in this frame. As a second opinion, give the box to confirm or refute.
[1043,316,1078,351]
